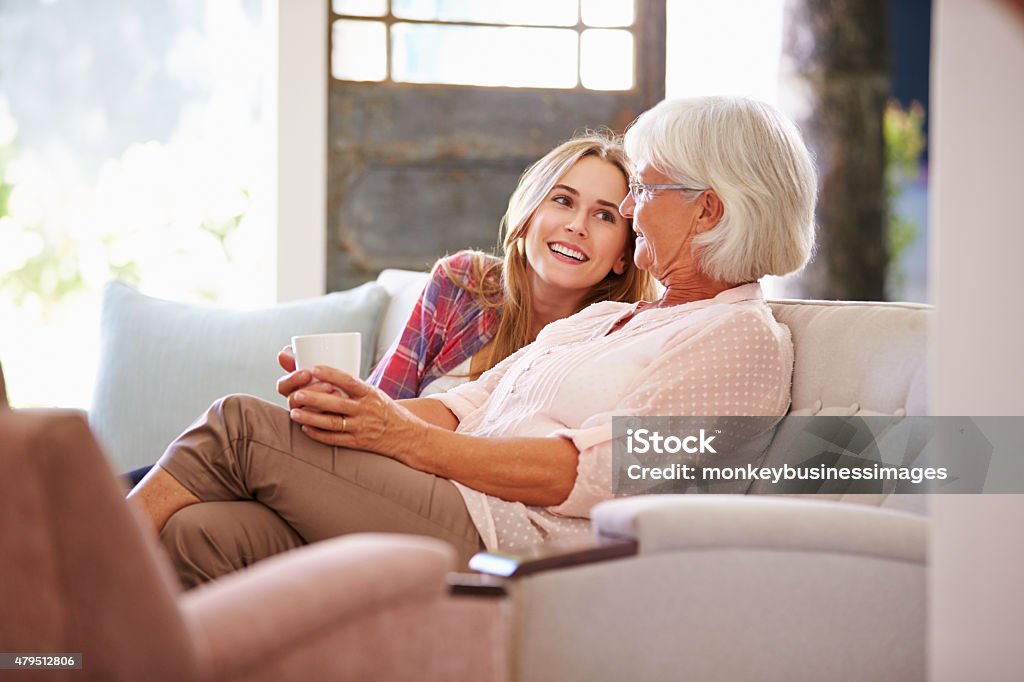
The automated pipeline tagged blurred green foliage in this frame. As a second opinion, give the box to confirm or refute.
[0,134,247,315]
[0,140,12,218]
[0,148,88,315]
[200,188,249,261]
[884,99,927,297]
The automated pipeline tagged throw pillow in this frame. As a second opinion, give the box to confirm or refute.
[90,281,390,471]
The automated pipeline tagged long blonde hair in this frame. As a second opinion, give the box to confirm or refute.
[442,131,656,376]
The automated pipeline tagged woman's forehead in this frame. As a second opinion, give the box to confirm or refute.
[559,155,627,184]
[634,163,672,181]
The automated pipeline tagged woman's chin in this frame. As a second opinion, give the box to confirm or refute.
[633,242,654,273]
[532,265,596,295]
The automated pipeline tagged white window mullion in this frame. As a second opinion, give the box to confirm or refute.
[273,0,327,301]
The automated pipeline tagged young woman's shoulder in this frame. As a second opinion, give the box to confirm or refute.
[432,250,503,297]
[436,250,500,277]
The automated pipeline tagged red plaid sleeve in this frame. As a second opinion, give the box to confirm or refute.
[369,252,498,399]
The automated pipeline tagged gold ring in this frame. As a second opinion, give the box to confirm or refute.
[342,417,347,433]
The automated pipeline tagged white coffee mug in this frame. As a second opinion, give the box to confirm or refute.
[291,332,361,377]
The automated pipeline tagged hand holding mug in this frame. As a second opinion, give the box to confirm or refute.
[277,333,361,407]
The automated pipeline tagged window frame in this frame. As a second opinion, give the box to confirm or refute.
[329,1,641,92]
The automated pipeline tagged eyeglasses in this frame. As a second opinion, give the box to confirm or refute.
[628,178,706,204]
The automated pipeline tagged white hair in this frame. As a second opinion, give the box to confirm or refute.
[624,96,818,283]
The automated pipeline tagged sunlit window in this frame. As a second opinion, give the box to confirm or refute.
[0,1,272,408]
[582,0,636,28]
[391,24,579,88]
[330,0,637,90]
[581,29,634,91]
[332,19,388,81]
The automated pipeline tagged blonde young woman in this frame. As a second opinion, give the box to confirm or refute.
[120,133,651,489]
[368,132,655,399]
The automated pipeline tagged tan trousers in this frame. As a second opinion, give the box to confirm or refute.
[157,394,484,588]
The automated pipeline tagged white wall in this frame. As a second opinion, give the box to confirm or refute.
[272,0,326,301]
[929,0,1024,678]
[665,0,785,103]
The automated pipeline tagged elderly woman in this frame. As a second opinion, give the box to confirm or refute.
[131,96,817,587]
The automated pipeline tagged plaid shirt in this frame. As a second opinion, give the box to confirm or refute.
[369,252,500,399]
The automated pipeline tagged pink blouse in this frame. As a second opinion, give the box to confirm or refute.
[431,283,794,551]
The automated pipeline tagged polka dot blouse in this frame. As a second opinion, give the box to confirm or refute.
[431,283,794,552]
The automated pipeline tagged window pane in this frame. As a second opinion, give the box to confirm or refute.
[581,0,635,27]
[392,24,578,88]
[392,0,577,27]
[580,29,633,90]
[331,20,387,81]
[332,0,387,17]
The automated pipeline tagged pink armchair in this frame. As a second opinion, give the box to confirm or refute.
[0,409,505,681]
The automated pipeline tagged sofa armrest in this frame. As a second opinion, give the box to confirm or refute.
[505,498,928,682]
[592,494,927,564]
[180,533,454,680]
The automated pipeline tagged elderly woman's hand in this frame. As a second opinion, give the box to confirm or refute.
[276,345,335,406]
[286,365,428,459]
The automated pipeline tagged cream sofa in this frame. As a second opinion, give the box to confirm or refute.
[88,270,930,680]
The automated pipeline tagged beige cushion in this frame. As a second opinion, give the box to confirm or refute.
[770,300,930,417]
[767,300,931,512]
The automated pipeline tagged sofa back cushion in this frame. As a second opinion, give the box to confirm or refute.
[760,300,931,512]
[769,299,930,417]
[90,281,390,471]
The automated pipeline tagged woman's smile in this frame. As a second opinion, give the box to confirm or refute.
[548,241,590,263]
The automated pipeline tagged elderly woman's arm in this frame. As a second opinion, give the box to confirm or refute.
[287,366,579,506]
[393,396,461,431]
[405,427,579,507]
